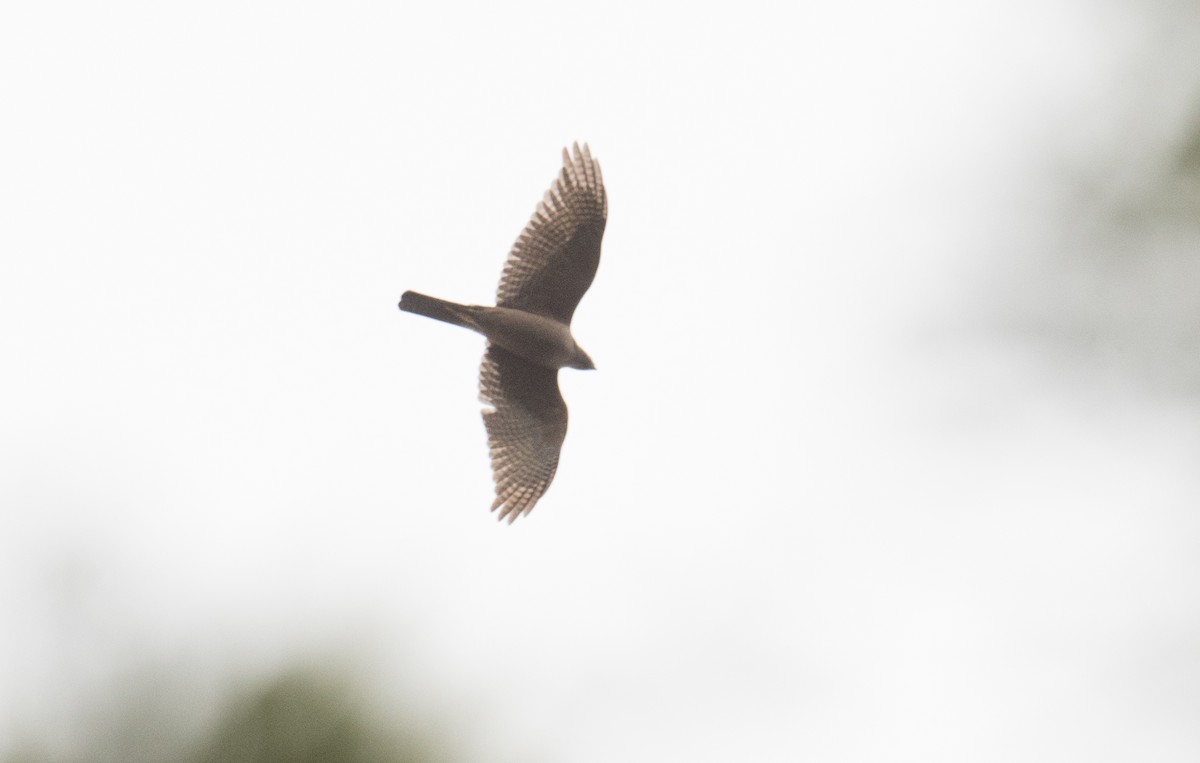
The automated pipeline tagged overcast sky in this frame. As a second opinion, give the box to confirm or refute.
[3,2,1199,761]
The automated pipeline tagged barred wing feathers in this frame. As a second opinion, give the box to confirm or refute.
[495,143,607,325]
[479,344,568,523]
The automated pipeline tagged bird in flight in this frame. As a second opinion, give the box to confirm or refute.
[398,143,607,523]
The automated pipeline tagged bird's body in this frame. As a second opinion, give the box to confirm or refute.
[398,292,593,371]
[398,144,607,522]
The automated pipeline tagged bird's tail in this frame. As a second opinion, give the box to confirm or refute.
[398,291,478,330]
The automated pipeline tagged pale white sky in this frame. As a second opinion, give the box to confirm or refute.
[2,1,1199,761]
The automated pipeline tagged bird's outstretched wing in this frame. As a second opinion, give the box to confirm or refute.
[495,143,607,325]
[479,344,568,522]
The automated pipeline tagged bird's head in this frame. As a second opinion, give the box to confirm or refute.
[567,344,596,371]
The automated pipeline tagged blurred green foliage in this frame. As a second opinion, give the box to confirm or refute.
[1027,90,1200,395]
[4,668,462,763]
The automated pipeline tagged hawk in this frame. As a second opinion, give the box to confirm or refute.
[398,143,607,522]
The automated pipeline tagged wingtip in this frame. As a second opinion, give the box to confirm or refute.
[566,142,591,162]
[493,502,520,524]
[491,489,538,524]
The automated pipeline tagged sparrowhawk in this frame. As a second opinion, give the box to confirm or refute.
[398,143,607,522]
